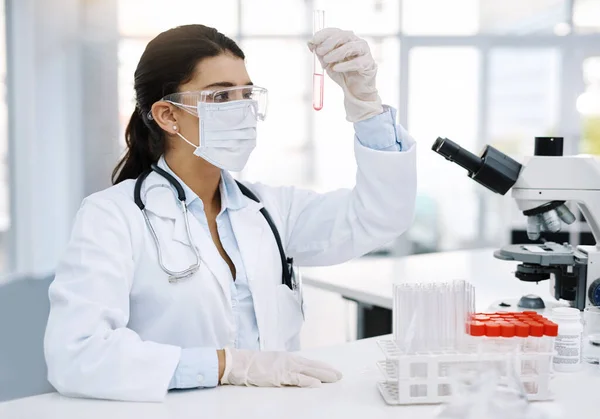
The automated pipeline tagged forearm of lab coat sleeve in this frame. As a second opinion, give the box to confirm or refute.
[169,348,219,389]
[282,116,417,266]
[44,197,181,402]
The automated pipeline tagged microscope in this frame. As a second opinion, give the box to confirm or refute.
[432,136,600,310]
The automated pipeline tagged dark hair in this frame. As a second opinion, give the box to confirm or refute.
[112,25,245,184]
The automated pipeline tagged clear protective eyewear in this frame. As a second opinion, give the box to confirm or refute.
[153,85,268,122]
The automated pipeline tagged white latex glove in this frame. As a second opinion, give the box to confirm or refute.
[220,347,342,388]
[308,28,383,122]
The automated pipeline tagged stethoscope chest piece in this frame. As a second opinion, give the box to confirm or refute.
[168,266,199,283]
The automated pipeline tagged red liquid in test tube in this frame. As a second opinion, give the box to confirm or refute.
[312,10,325,111]
[313,73,324,111]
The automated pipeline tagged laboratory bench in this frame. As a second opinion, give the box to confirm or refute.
[302,248,555,339]
[1,336,598,419]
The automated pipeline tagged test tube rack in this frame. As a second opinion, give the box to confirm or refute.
[376,339,554,405]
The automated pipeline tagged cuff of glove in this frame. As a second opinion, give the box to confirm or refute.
[344,94,384,123]
[220,347,234,385]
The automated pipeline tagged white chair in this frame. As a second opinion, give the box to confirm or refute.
[0,275,55,402]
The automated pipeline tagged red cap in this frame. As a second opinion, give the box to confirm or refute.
[473,314,491,322]
[538,316,552,323]
[485,322,501,337]
[522,311,538,315]
[469,321,486,336]
[527,321,544,337]
[500,322,516,338]
[542,321,559,337]
[513,322,530,337]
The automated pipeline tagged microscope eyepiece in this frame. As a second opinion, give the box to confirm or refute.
[431,137,523,195]
[432,137,483,175]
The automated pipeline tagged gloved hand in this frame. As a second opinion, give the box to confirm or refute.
[308,28,383,122]
[220,347,342,388]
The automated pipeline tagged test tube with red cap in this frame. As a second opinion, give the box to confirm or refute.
[467,321,486,352]
[312,10,325,111]
[526,321,545,352]
[541,320,558,352]
[513,321,532,373]
[485,322,502,352]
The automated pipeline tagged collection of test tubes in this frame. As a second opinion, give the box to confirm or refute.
[392,280,475,353]
[467,312,558,354]
[381,289,557,404]
[467,311,557,380]
[312,10,325,111]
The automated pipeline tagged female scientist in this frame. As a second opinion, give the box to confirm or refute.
[44,24,417,402]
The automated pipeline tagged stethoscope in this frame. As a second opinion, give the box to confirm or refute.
[134,164,296,291]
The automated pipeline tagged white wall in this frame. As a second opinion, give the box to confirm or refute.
[5,0,119,276]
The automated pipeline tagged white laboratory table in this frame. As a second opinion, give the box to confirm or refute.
[1,336,598,419]
[302,248,555,311]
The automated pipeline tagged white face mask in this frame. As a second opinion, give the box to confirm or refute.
[176,100,258,171]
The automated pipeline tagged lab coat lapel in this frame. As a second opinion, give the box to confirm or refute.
[175,213,233,302]
[229,200,270,347]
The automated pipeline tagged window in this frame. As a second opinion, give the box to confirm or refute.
[118,0,239,37]
[574,0,600,32]
[315,0,401,35]
[579,57,600,153]
[408,48,480,250]
[241,0,307,35]
[402,0,570,35]
[487,49,561,158]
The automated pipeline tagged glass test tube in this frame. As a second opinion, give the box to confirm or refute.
[312,10,325,111]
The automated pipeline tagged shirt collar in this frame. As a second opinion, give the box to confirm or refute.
[157,156,247,212]
[219,170,247,211]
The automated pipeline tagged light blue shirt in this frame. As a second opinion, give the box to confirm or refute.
[168,105,406,390]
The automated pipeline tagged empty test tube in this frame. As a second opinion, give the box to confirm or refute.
[526,321,545,352]
[541,321,558,352]
[312,10,325,111]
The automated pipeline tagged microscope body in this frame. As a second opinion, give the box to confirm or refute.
[511,155,600,309]
[433,136,600,310]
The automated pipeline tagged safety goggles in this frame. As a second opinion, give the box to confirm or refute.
[151,85,268,122]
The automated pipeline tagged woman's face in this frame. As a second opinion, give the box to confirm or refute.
[153,52,252,150]
[177,53,252,144]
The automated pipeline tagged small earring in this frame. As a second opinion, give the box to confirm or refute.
[172,125,178,131]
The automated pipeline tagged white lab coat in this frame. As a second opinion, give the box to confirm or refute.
[44,137,417,402]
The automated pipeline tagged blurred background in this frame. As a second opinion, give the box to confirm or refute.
[1,0,599,347]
